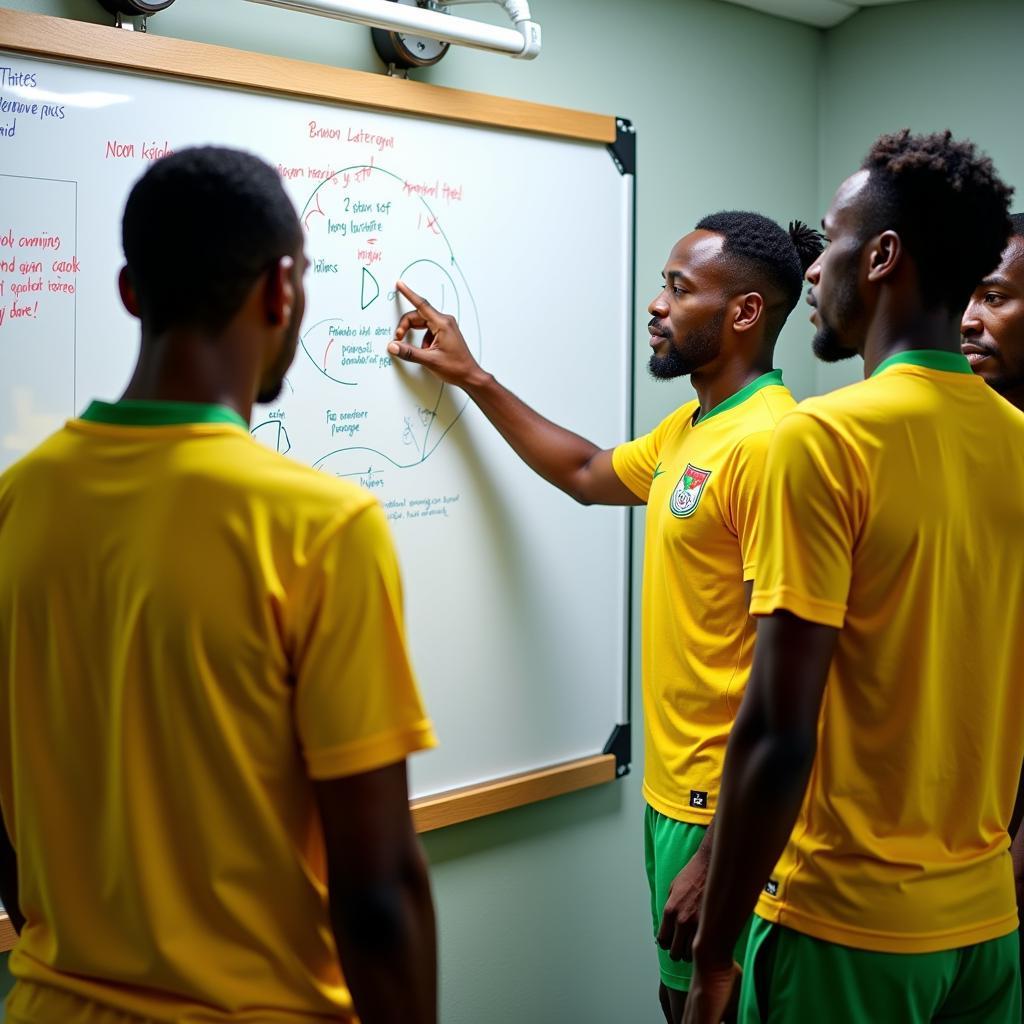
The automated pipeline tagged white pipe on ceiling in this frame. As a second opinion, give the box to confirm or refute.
[242,0,542,59]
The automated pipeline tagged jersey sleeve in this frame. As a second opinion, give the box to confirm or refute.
[749,411,867,628]
[290,502,437,780]
[612,407,685,502]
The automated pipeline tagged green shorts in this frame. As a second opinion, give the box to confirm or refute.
[739,915,1022,1023]
[644,804,751,992]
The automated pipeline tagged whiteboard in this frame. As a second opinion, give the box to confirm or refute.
[0,40,632,802]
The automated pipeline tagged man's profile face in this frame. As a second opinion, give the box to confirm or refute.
[257,248,307,405]
[961,235,1024,402]
[805,171,870,364]
[646,230,730,381]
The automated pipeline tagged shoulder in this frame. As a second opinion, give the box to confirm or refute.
[155,431,381,544]
[0,426,78,493]
[761,402,871,497]
[225,434,378,522]
[720,386,798,464]
[621,399,699,455]
[746,384,798,432]
[784,381,876,440]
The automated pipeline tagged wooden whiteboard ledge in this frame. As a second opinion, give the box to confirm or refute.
[0,756,616,951]
[0,10,616,144]
[412,752,616,833]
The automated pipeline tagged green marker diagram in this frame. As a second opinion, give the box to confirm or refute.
[250,419,291,455]
[256,162,482,488]
[361,266,379,309]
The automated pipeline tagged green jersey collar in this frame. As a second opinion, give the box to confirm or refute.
[695,369,784,426]
[80,399,248,430]
[870,350,973,378]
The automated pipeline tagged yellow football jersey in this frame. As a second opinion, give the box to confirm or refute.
[752,352,1024,953]
[613,371,795,824]
[0,400,436,1022]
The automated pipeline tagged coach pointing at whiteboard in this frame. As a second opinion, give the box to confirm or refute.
[389,212,822,1023]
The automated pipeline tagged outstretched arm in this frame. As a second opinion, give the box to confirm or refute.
[388,282,641,507]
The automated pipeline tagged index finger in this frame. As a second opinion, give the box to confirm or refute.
[396,280,444,328]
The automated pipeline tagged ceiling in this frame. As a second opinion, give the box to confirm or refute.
[719,0,926,29]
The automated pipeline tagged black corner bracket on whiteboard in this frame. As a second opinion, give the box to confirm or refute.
[603,723,631,778]
[607,117,636,176]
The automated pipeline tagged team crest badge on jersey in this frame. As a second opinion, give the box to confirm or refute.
[669,464,712,518]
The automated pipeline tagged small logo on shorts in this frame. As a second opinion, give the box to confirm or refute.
[689,790,708,809]
[764,879,779,897]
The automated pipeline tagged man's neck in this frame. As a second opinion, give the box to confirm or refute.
[120,330,256,424]
[691,359,773,420]
[860,307,963,379]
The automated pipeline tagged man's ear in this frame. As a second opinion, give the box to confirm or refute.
[264,256,295,327]
[866,230,901,283]
[732,292,765,333]
[118,266,140,319]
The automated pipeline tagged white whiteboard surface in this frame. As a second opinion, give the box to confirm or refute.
[0,48,632,802]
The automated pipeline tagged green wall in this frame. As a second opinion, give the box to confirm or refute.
[815,0,1024,394]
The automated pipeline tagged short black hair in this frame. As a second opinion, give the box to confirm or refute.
[695,210,824,334]
[122,146,302,334]
[1011,212,1024,239]
[859,130,1014,312]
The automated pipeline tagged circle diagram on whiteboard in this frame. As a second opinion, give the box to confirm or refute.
[296,163,481,483]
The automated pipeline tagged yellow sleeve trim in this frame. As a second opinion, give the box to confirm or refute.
[305,720,438,780]
[750,585,846,628]
[742,561,757,583]
[611,444,650,502]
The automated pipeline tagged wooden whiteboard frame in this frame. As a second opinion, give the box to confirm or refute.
[0,9,631,856]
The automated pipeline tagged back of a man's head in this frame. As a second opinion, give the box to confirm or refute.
[857,129,1014,313]
[122,146,301,335]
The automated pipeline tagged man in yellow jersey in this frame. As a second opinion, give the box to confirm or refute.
[685,130,1024,1024]
[0,148,438,1024]
[386,212,822,1022]
[961,211,1024,1001]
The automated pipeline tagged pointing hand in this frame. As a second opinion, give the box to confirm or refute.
[388,280,486,388]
